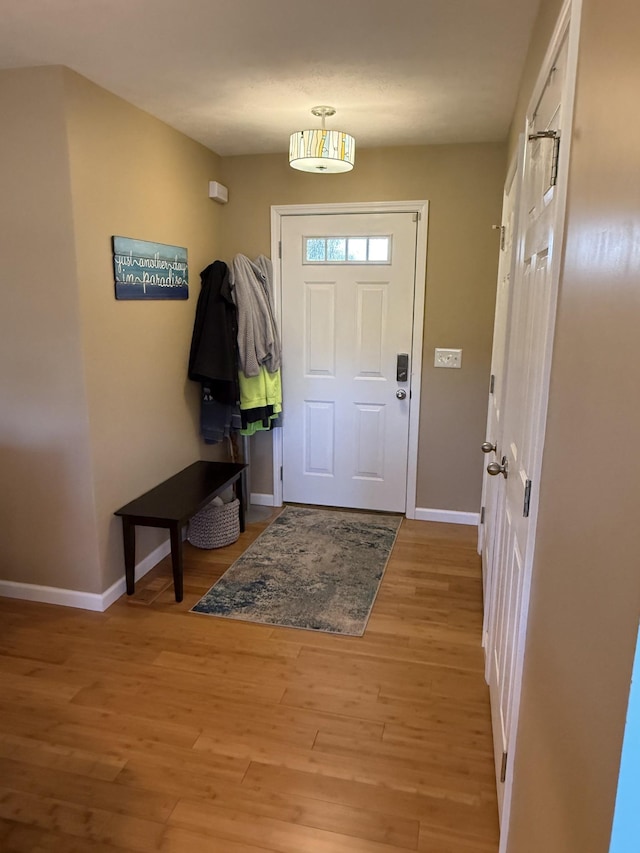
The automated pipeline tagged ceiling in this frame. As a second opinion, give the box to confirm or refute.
[0,0,540,157]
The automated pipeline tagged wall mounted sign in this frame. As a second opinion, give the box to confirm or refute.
[112,236,189,300]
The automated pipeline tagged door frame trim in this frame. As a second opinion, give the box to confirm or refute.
[270,200,429,518]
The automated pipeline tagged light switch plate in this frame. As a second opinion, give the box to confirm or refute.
[434,348,462,368]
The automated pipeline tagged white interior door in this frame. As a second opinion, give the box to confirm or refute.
[280,212,418,512]
[480,143,524,636]
[486,29,571,817]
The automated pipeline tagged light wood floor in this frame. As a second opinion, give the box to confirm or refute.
[0,511,499,852]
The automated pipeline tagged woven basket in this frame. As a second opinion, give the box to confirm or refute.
[187,498,240,549]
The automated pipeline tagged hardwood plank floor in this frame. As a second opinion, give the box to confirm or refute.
[0,512,499,852]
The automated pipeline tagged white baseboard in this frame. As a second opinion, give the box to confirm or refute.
[250,492,276,507]
[0,532,181,613]
[249,495,478,524]
[0,579,108,612]
[99,536,175,610]
[414,507,480,526]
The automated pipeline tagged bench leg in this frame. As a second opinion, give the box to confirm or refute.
[122,518,136,595]
[236,475,245,533]
[169,523,184,603]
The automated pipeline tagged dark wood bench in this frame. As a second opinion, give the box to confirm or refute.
[114,461,247,602]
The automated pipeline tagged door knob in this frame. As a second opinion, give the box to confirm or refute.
[487,456,508,479]
[481,441,496,454]
[396,388,407,400]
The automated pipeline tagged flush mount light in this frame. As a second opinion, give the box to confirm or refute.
[289,106,355,174]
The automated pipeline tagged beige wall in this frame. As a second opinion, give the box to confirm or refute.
[0,66,225,594]
[506,0,640,850]
[63,69,226,591]
[0,67,102,592]
[219,143,505,511]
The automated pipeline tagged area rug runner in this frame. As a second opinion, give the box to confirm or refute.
[191,505,402,635]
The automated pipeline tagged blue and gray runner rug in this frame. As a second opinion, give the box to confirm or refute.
[191,505,402,635]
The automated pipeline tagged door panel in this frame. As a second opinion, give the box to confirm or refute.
[480,142,524,623]
[354,404,385,479]
[304,401,334,475]
[281,212,417,512]
[356,285,387,375]
[305,283,336,375]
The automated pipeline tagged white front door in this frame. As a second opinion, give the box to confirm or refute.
[486,27,571,817]
[280,212,418,512]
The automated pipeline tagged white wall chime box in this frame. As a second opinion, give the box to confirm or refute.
[208,181,229,204]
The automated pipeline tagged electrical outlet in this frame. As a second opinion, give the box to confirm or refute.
[434,348,462,368]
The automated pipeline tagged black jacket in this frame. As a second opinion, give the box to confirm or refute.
[188,261,238,404]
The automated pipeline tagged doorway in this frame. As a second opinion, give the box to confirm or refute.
[271,202,428,516]
[478,0,582,842]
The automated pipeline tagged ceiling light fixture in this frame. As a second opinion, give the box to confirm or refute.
[289,106,355,174]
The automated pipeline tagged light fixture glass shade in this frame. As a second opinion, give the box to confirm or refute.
[289,129,355,173]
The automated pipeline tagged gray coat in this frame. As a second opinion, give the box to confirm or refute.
[230,254,281,377]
